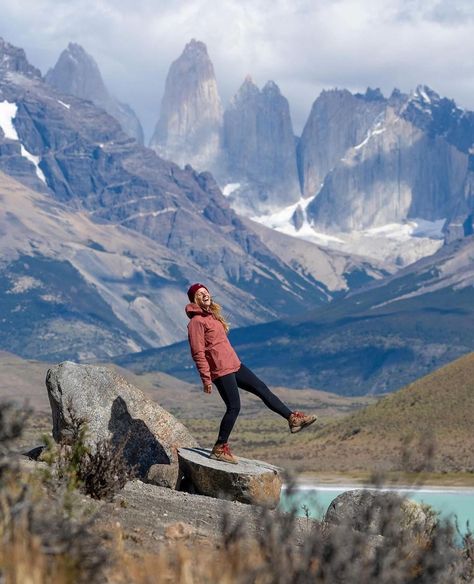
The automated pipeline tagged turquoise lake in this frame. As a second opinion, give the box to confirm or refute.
[280,486,474,534]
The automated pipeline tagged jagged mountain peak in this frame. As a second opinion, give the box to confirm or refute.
[399,84,474,153]
[363,87,385,101]
[231,77,285,105]
[45,42,107,101]
[262,80,281,96]
[412,84,441,104]
[319,87,353,99]
[233,75,260,101]
[149,38,222,169]
[45,42,144,144]
[182,38,209,57]
[0,37,41,79]
[66,42,89,58]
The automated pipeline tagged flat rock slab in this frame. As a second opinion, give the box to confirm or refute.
[46,361,198,488]
[178,447,282,508]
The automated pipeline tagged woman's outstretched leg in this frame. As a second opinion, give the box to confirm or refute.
[235,364,292,418]
[235,363,317,433]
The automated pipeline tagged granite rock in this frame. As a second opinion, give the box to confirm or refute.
[325,489,437,537]
[149,39,223,171]
[223,77,301,213]
[46,361,198,488]
[178,447,282,508]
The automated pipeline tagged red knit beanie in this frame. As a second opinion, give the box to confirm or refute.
[187,283,209,302]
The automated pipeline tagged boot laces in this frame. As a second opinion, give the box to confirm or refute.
[292,411,305,419]
[221,443,233,455]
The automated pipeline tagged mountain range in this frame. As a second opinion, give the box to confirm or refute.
[1,34,473,395]
[0,36,384,361]
[151,40,474,261]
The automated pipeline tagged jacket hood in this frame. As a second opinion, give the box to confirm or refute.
[185,303,210,319]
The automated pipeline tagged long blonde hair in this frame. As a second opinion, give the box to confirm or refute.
[195,296,230,334]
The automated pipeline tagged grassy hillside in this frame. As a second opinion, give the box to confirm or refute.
[264,352,474,476]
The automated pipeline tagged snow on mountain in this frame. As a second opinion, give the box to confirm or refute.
[0,100,46,183]
[250,192,445,267]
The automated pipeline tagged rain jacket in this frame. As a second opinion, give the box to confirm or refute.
[185,303,241,385]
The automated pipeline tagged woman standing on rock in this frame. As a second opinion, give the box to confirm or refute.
[185,283,317,464]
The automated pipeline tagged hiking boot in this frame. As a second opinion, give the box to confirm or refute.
[209,442,238,464]
[288,411,317,434]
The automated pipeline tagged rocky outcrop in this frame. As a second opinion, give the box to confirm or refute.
[45,361,198,488]
[149,39,222,171]
[297,88,386,198]
[178,447,282,508]
[223,77,301,213]
[45,43,144,144]
[325,490,437,537]
[0,36,41,79]
[305,87,471,233]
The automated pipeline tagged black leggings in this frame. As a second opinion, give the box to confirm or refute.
[213,363,292,444]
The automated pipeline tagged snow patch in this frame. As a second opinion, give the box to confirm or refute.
[0,100,46,184]
[20,146,46,183]
[363,218,445,240]
[250,193,446,266]
[251,197,345,246]
[57,100,71,109]
[8,276,42,294]
[125,338,142,353]
[354,121,386,151]
[118,208,175,223]
[40,293,63,303]
[0,100,19,139]
[222,183,241,197]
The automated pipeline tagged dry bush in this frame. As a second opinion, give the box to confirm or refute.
[107,478,474,584]
[0,401,109,584]
[43,401,136,500]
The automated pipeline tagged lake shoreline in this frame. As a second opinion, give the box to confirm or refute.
[292,472,474,491]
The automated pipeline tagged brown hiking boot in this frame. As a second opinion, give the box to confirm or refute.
[209,442,238,464]
[288,411,317,434]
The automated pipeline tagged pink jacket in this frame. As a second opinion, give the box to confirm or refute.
[186,303,241,385]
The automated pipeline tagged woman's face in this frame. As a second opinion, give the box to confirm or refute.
[194,287,211,308]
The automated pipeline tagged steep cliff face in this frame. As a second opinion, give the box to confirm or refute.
[45,43,144,144]
[149,39,223,171]
[223,77,301,213]
[297,88,386,198]
[304,87,473,233]
[0,37,41,79]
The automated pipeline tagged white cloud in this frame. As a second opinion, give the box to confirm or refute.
[1,0,473,139]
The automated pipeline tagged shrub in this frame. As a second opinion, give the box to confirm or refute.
[43,400,136,500]
[0,401,108,584]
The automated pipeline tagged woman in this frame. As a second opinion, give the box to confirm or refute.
[186,282,317,464]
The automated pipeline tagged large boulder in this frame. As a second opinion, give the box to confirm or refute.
[178,447,282,508]
[325,489,438,537]
[46,361,198,488]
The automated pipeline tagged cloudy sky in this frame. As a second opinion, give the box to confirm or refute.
[1,0,474,141]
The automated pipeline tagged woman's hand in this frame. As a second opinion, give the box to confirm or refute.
[203,383,212,394]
